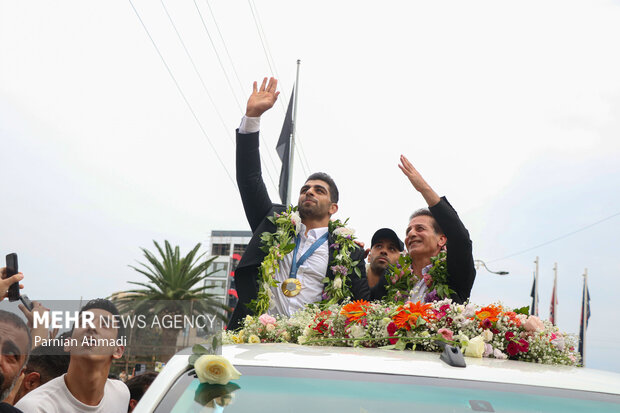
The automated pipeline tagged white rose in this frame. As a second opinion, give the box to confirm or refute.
[333,227,355,238]
[462,304,476,318]
[464,335,485,358]
[333,276,342,290]
[194,355,242,385]
[455,334,469,350]
[482,329,493,342]
[493,348,507,360]
[290,211,302,233]
[349,324,366,339]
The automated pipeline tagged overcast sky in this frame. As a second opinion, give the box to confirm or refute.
[1,0,619,372]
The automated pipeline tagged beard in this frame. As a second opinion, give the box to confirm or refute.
[0,369,18,402]
[369,259,390,276]
[298,201,326,220]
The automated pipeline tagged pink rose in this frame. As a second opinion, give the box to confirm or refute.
[437,328,453,341]
[259,314,276,326]
[523,315,544,332]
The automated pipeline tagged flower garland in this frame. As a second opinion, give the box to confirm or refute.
[384,251,455,303]
[224,299,580,366]
[323,218,362,305]
[248,206,361,315]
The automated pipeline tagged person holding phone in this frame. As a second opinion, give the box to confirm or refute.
[0,267,24,302]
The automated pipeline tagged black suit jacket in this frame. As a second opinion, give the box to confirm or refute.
[228,130,369,330]
[370,197,476,304]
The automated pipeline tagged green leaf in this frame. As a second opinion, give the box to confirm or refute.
[416,317,427,327]
[514,306,530,315]
[281,243,296,254]
[394,339,407,351]
[192,344,208,355]
[354,267,361,277]
[188,354,200,366]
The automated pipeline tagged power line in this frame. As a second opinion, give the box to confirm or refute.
[158,0,279,193]
[193,0,281,189]
[247,0,283,102]
[203,0,245,93]
[488,211,620,263]
[246,1,313,176]
[159,0,232,145]
[128,0,236,187]
[192,0,244,113]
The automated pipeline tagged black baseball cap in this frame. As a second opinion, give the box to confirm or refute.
[371,228,404,251]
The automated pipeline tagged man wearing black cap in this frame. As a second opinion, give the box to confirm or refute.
[366,228,404,290]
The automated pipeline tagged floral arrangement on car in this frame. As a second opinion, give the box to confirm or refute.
[249,206,362,315]
[223,299,580,366]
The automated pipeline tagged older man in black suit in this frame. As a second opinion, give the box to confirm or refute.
[228,77,369,330]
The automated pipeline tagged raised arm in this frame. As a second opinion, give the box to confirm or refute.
[398,154,441,207]
[237,78,281,231]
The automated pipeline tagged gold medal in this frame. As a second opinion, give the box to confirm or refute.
[281,278,302,297]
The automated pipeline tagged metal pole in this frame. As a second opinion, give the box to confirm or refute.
[581,268,588,366]
[286,60,301,205]
[534,256,539,316]
[553,262,558,325]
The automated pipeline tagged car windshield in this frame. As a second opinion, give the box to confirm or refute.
[154,365,620,413]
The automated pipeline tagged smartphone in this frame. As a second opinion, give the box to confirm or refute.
[20,294,33,312]
[5,253,20,301]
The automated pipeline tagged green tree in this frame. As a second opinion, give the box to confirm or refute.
[116,241,228,361]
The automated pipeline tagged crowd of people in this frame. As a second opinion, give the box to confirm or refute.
[0,295,157,413]
[1,76,477,411]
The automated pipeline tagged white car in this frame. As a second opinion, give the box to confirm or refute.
[134,343,620,412]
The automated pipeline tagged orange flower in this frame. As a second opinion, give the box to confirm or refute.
[393,301,433,331]
[340,300,371,323]
[475,305,503,322]
[502,311,522,327]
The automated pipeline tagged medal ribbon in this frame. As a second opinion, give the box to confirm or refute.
[289,232,329,279]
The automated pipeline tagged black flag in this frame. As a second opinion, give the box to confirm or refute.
[578,279,591,363]
[529,274,538,316]
[276,87,295,205]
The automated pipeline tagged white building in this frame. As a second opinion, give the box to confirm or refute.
[205,230,252,307]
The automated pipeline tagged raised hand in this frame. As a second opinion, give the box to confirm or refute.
[398,154,440,207]
[246,77,280,117]
[0,267,24,301]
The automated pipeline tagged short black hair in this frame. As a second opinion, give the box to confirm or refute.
[409,208,444,235]
[25,344,70,384]
[127,371,158,405]
[0,309,32,361]
[305,172,339,203]
[78,298,124,339]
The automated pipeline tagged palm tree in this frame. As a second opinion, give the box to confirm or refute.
[115,241,228,361]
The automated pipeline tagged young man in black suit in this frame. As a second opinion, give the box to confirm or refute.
[229,77,369,330]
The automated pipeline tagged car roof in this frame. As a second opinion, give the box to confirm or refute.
[136,343,620,412]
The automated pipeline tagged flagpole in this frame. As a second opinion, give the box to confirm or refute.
[286,59,301,205]
[581,268,588,366]
[553,262,558,325]
[530,256,540,316]
[535,256,539,316]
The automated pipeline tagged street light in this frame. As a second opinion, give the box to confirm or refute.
[474,259,509,275]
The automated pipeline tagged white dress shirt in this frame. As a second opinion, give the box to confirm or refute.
[268,224,329,317]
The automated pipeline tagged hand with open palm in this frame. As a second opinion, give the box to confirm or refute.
[245,77,280,117]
